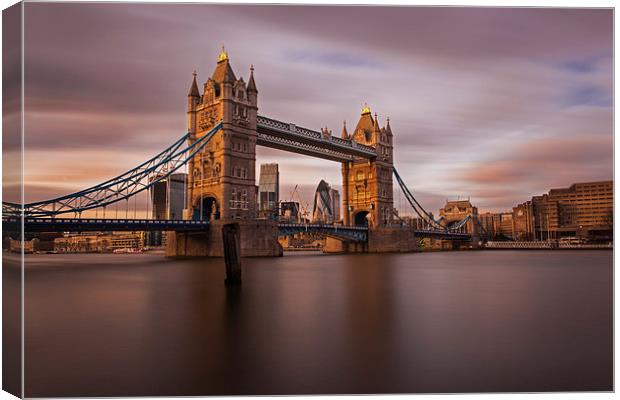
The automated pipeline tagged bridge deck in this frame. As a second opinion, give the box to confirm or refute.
[4,218,470,241]
[4,218,211,233]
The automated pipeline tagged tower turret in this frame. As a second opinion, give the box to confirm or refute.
[353,103,377,145]
[187,70,200,134]
[341,120,349,139]
[373,113,381,135]
[246,65,258,114]
[188,70,200,99]
[247,65,258,94]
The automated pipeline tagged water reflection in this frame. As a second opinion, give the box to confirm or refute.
[23,250,612,396]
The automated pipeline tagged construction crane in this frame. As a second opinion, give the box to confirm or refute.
[285,184,303,223]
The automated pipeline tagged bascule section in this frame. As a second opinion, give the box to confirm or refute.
[341,105,394,228]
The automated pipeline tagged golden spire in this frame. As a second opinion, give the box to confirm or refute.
[361,103,371,115]
[218,45,229,63]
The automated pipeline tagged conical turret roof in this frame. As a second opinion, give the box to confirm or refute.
[212,46,236,84]
[247,65,258,93]
[354,104,377,136]
[188,71,200,97]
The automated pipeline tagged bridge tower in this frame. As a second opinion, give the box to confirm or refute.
[184,47,258,221]
[341,105,394,228]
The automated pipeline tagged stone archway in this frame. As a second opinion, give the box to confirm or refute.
[193,195,219,221]
[354,210,370,227]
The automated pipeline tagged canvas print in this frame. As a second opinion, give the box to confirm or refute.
[2,2,613,397]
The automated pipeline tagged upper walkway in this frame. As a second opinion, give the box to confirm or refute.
[257,115,376,162]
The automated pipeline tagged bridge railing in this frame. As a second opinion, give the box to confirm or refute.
[278,222,368,231]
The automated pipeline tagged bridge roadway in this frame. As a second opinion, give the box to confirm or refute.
[3,218,470,242]
[3,217,368,242]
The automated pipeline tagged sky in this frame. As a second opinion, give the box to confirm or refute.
[12,3,613,215]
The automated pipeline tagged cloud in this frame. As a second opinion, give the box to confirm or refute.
[458,136,612,210]
[20,4,612,214]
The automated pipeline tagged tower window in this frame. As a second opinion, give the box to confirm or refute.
[242,189,248,210]
[231,188,237,209]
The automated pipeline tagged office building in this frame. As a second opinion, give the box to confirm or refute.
[280,201,300,223]
[151,173,187,219]
[258,163,279,218]
[312,180,340,224]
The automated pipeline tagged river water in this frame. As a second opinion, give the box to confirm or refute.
[14,250,613,396]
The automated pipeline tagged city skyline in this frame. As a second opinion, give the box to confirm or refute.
[12,4,613,213]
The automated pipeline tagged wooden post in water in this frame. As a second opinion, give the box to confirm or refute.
[222,223,242,286]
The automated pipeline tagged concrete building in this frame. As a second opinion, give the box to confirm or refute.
[330,188,341,222]
[478,180,613,242]
[258,163,279,218]
[280,201,300,223]
[498,212,514,238]
[527,180,613,240]
[511,203,533,241]
[477,212,500,238]
[54,232,145,253]
[151,173,187,219]
[148,172,187,246]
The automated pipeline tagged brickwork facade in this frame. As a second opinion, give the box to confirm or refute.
[341,107,394,228]
[185,48,259,222]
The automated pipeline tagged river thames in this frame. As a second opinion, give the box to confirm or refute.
[12,250,612,396]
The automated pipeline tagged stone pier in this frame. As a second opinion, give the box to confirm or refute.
[166,219,283,257]
[323,226,419,254]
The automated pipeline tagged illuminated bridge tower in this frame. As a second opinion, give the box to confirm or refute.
[185,47,259,221]
[341,105,394,228]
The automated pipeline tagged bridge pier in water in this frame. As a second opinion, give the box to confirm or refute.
[323,226,419,254]
[222,223,242,285]
[165,219,283,257]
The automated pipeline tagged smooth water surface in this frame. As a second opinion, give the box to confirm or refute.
[17,250,612,396]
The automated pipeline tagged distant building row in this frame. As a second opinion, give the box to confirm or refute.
[438,180,612,241]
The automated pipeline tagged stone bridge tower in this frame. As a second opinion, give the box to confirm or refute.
[341,105,394,228]
[184,47,258,221]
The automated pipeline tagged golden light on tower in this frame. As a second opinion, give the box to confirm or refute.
[218,45,229,62]
[361,103,371,115]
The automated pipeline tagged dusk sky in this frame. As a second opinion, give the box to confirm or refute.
[15,4,613,215]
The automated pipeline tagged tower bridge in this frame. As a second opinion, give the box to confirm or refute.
[3,47,474,256]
